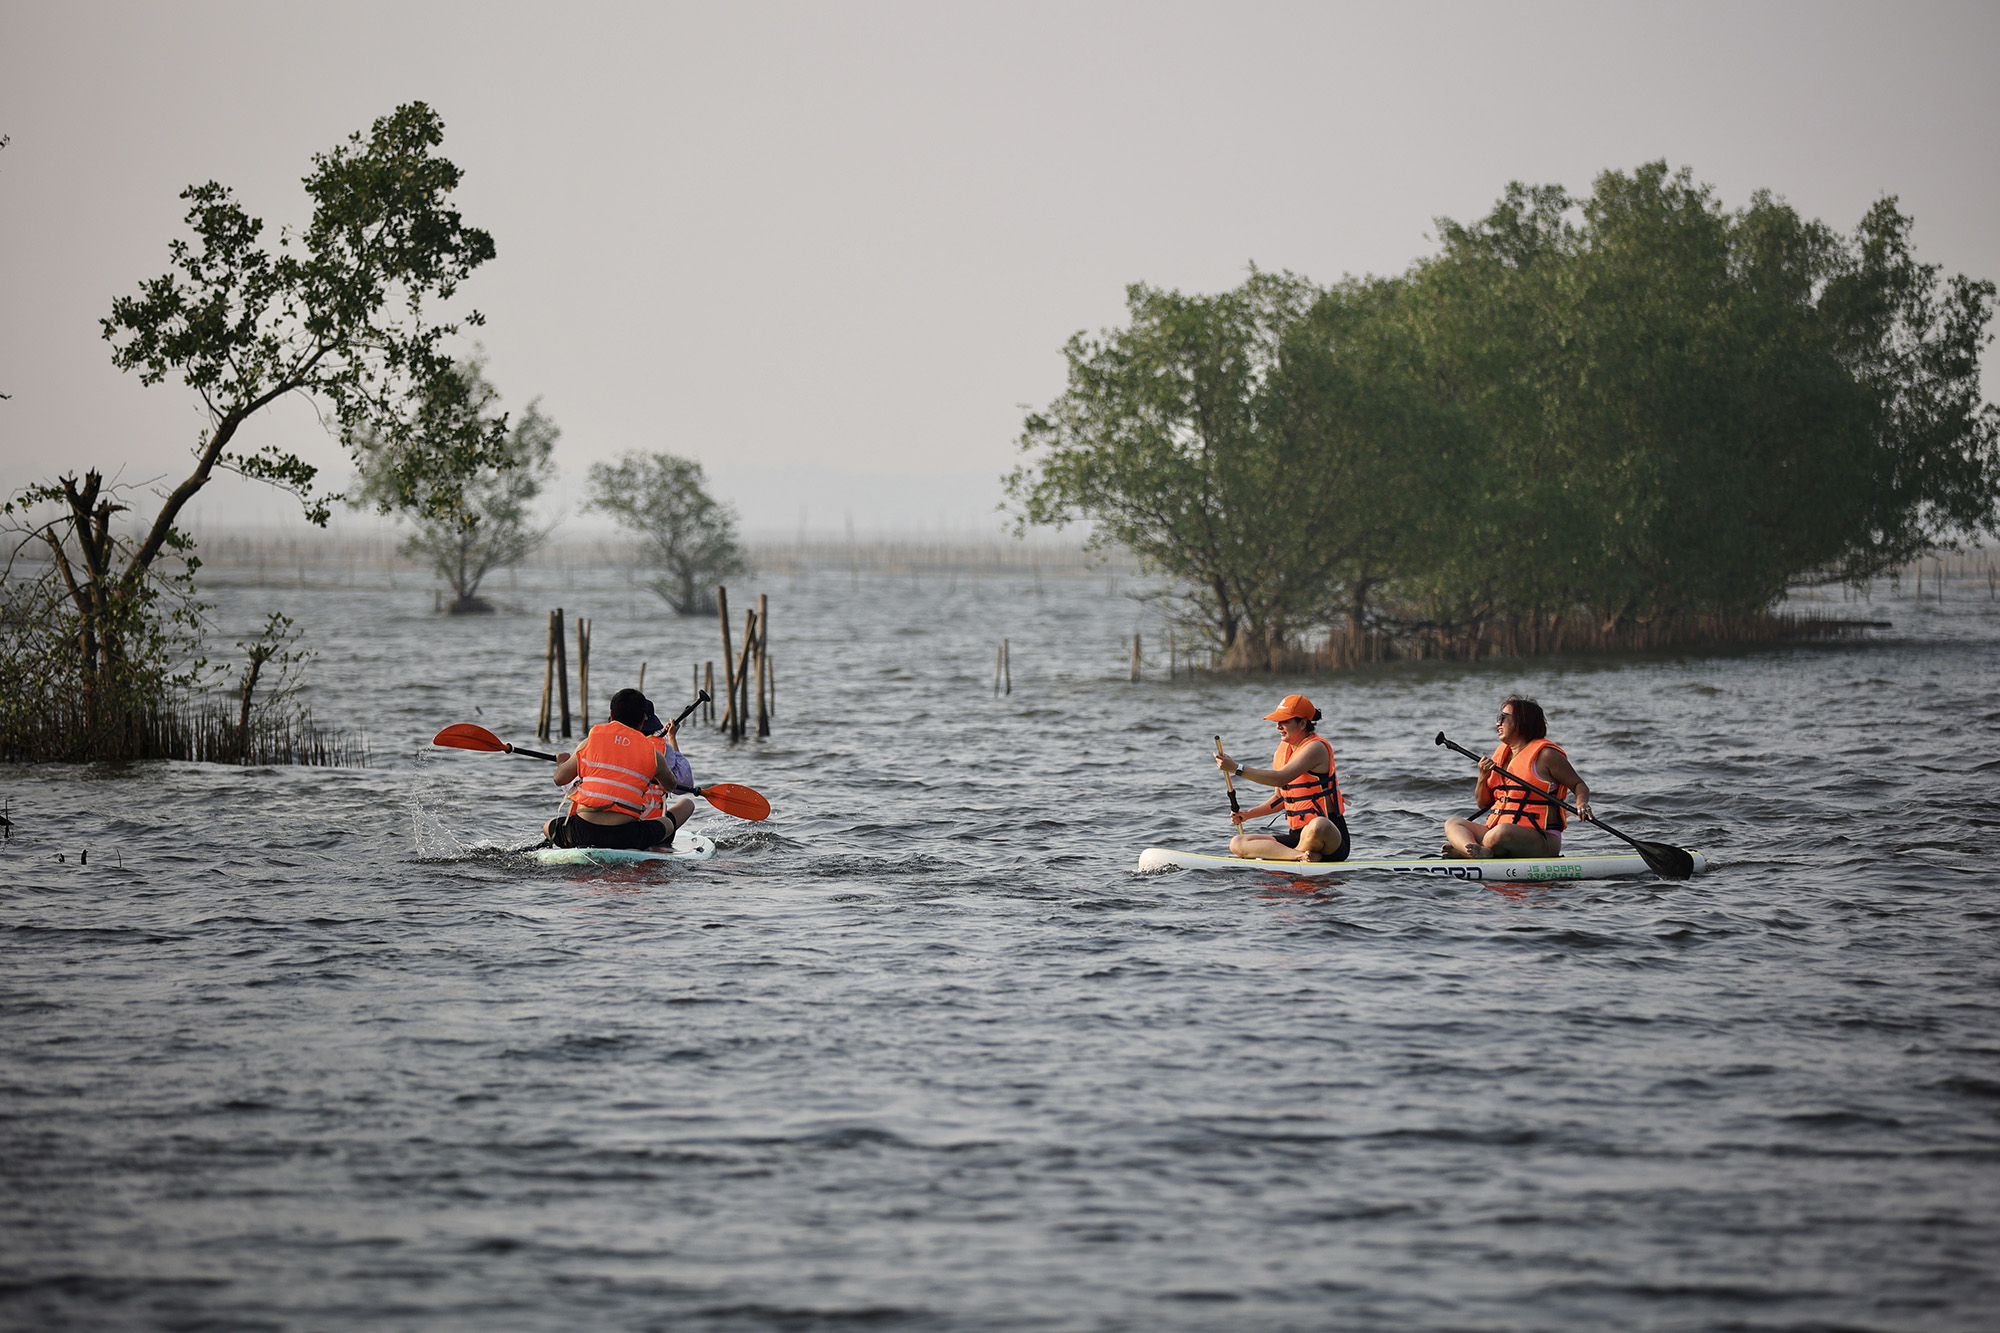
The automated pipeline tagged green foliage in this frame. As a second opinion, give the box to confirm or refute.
[2,475,209,759]
[226,612,313,753]
[351,356,560,612]
[586,453,750,616]
[1010,165,2000,663]
[102,101,503,533]
[4,103,499,759]
[1007,270,1463,664]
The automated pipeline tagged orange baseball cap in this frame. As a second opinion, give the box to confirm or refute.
[1263,694,1318,721]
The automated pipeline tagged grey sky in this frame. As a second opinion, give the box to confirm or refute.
[3,0,1996,534]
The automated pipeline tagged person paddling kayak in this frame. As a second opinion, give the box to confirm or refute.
[1441,695,1592,859]
[1213,694,1350,862]
[542,688,697,851]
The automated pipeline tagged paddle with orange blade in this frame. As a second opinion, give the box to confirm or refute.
[430,720,771,821]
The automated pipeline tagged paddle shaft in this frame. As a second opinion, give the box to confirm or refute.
[1214,735,1242,823]
[1436,732,1661,859]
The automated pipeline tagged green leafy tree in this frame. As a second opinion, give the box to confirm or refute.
[1007,269,1459,666]
[1409,165,2000,635]
[586,453,750,616]
[352,357,560,613]
[3,103,502,753]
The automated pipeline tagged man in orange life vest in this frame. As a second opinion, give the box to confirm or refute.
[1213,694,1350,863]
[1442,695,1592,859]
[541,688,697,850]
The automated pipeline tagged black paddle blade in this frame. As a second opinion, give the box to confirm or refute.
[1634,840,1696,880]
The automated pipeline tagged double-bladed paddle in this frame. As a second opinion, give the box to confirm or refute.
[1434,731,1694,879]
[432,705,771,821]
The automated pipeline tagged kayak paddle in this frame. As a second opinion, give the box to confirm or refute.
[431,719,771,821]
[1214,735,1241,830]
[1434,731,1695,880]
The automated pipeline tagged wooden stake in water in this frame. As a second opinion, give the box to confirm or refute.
[538,609,558,741]
[1004,638,1011,695]
[1168,626,1175,680]
[1130,633,1141,682]
[716,586,735,734]
[576,617,591,729]
[554,607,572,740]
[756,593,770,738]
[703,663,715,721]
[734,608,756,741]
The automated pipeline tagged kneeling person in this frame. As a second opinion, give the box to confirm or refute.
[1214,694,1350,863]
[543,688,696,850]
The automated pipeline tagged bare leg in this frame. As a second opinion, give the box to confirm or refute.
[1443,816,1489,857]
[1232,816,1343,863]
[1478,822,1560,858]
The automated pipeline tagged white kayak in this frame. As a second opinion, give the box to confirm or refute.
[1135,846,1705,882]
[531,834,717,867]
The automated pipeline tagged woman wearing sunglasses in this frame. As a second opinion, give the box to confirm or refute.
[1442,696,1591,859]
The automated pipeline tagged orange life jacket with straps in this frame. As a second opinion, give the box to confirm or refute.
[1274,733,1348,829]
[1480,738,1570,832]
[640,734,670,821]
[570,721,660,818]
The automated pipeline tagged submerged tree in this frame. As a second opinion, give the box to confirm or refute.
[1006,269,1461,666]
[3,103,504,756]
[1411,164,2000,628]
[352,357,560,613]
[586,453,750,615]
[1008,165,1998,668]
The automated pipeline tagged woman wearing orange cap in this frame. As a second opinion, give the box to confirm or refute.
[1213,694,1349,862]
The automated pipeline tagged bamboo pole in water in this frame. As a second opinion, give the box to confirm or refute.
[553,607,571,740]
[538,610,558,741]
[732,609,756,742]
[577,617,591,728]
[716,586,735,734]
[756,593,770,738]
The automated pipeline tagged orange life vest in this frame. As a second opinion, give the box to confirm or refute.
[640,734,670,821]
[1273,733,1347,829]
[570,721,659,817]
[1481,738,1570,832]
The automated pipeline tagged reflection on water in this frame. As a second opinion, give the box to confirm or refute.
[3,562,1998,1330]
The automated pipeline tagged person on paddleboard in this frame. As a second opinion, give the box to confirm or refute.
[1213,694,1350,862]
[1441,695,1592,859]
[542,688,697,851]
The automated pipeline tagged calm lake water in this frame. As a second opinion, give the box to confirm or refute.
[3,555,1997,1331]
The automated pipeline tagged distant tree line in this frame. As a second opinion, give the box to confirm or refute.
[1008,164,2000,668]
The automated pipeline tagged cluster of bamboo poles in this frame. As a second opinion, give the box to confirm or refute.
[712,587,772,742]
[536,609,591,741]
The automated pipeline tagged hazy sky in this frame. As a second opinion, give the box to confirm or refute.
[3,1,1996,534]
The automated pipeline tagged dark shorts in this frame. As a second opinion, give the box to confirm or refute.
[1272,813,1350,862]
[548,815,672,850]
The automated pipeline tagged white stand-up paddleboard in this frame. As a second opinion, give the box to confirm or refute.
[531,834,717,866]
[1135,846,1705,881]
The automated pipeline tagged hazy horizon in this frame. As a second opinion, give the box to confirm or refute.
[4,1,1996,534]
